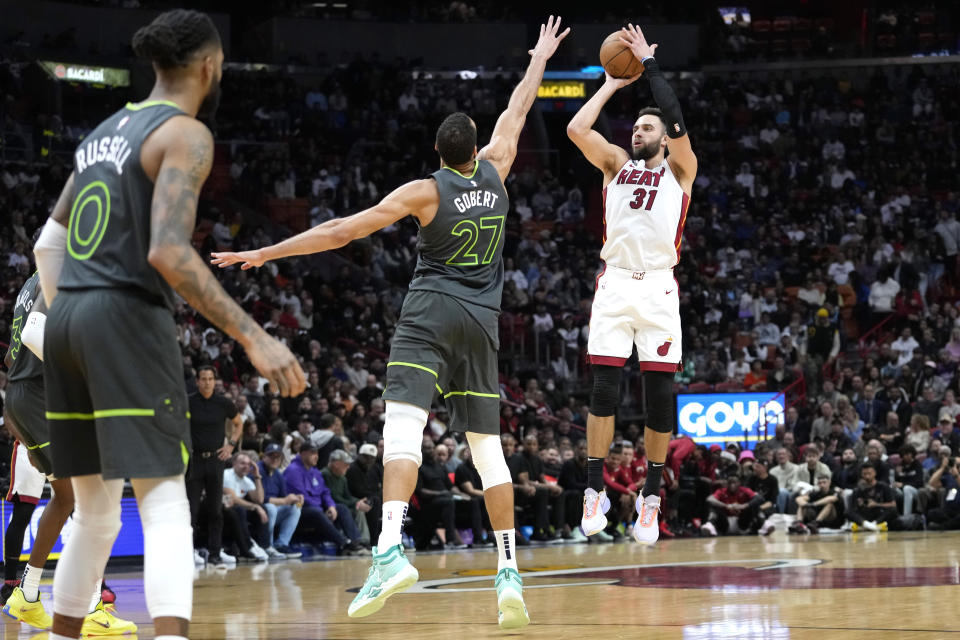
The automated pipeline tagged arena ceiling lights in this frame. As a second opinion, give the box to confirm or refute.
[39,61,130,88]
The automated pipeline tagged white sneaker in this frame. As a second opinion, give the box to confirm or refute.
[194,549,206,566]
[632,494,661,545]
[265,546,286,560]
[863,520,879,532]
[758,520,776,536]
[701,521,718,537]
[581,488,611,536]
[220,551,238,565]
[249,543,269,561]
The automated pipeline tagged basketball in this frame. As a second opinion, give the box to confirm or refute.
[600,31,644,78]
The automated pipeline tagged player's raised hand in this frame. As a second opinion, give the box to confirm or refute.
[603,70,643,90]
[210,248,266,270]
[529,15,570,59]
[246,332,306,398]
[619,23,658,61]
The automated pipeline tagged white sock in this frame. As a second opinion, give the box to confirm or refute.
[495,529,518,572]
[51,634,75,640]
[377,501,408,550]
[89,579,102,614]
[155,636,189,640]
[21,563,42,602]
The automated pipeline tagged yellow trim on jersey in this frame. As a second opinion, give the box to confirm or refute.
[387,361,444,394]
[443,390,500,399]
[125,99,181,111]
[442,160,479,180]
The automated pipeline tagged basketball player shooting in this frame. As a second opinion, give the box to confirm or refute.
[212,16,569,629]
[567,23,696,545]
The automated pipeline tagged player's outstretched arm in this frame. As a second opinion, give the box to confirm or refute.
[148,117,305,397]
[478,15,570,181]
[211,179,438,269]
[619,23,697,190]
[566,73,636,184]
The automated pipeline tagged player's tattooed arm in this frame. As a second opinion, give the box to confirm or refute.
[479,15,570,181]
[149,119,305,397]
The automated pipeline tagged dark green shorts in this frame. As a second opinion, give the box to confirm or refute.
[5,378,53,476]
[43,289,191,480]
[382,290,501,435]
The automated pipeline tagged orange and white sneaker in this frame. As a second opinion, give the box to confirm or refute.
[633,494,661,545]
[581,488,610,536]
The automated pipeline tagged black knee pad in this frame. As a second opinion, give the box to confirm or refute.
[590,364,622,417]
[643,371,675,433]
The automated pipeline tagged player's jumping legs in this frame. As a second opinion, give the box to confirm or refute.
[466,431,529,629]
[348,401,424,619]
[51,475,123,638]
[131,475,193,638]
[634,371,674,545]
[583,364,621,535]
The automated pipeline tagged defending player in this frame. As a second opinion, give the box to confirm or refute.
[566,24,696,545]
[211,16,570,629]
[2,274,135,634]
[32,10,305,640]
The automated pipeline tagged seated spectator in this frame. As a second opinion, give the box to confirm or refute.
[310,413,345,467]
[926,455,960,530]
[894,444,924,515]
[746,458,779,535]
[283,443,367,555]
[558,440,590,541]
[770,448,798,512]
[847,462,900,531]
[795,474,844,532]
[258,443,303,558]
[510,435,563,541]
[743,360,767,391]
[602,444,637,539]
[701,475,762,536]
[222,453,270,561]
[452,445,493,546]
[793,446,832,491]
[322,450,372,546]
[905,415,931,453]
[415,438,467,550]
[347,443,383,543]
[933,414,960,455]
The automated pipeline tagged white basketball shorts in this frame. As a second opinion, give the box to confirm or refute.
[7,440,46,503]
[587,266,682,371]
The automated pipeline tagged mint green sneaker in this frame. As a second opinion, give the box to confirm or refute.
[347,545,419,618]
[495,568,530,630]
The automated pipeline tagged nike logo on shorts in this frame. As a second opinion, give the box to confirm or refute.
[665,289,674,295]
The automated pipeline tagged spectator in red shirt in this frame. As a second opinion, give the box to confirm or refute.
[701,475,763,536]
[602,444,636,538]
[743,360,767,391]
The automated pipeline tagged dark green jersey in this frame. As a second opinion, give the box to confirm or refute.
[58,100,186,310]
[409,159,509,312]
[6,272,43,382]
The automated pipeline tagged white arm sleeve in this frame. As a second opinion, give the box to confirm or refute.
[34,218,67,307]
[21,311,46,361]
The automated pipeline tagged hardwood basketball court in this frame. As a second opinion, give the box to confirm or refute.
[3,533,958,639]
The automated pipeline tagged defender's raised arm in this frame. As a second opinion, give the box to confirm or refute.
[478,15,569,181]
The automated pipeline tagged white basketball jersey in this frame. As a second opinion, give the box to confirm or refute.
[601,158,690,271]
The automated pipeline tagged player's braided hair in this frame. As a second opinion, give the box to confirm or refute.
[132,9,220,70]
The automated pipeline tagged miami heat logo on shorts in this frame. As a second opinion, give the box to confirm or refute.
[657,339,673,357]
